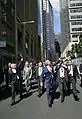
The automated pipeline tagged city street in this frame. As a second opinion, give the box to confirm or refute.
[0,79,82,119]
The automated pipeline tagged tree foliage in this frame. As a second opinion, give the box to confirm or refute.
[67,34,82,58]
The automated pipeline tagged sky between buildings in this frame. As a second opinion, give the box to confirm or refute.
[49,0,61,33]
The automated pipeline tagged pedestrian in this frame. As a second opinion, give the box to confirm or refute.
[79,60,82,87]
[56,58,69,103]
[10,63,22,106]
[37,62,43,97]
[40,60,54,107]
[23,61,32,92]
[67,60,79,101]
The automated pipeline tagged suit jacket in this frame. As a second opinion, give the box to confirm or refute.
[23,67,32,80]
[40,66,54,86]
[79,63,82,73]
[8,68,17,84]
[55,64,69,83]
[72,64,79,79]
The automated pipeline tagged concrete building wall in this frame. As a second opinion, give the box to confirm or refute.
[60,0,82,57]
[69,0,82,42]
[0,0,15,67]
[16,0,40,61]
[60,0,70,53]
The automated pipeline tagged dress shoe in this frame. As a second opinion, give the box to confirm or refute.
[11,100,15,106]
[48,104,52,108]
[74,96,79,101]
[61,98,64,103]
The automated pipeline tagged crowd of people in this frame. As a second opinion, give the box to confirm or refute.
[0,54,82,108]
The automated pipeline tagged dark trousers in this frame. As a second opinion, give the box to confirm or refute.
[80,74,82,86]
[46,83,52,105]
[11,80,22,102]
[38,76,42,95]
[68,77,77,97]
[59,78,67,100]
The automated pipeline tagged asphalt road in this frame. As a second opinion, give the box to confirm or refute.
[0,79,82,119]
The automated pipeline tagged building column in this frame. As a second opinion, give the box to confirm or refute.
[22,23,26,59]
[15,0,18,63]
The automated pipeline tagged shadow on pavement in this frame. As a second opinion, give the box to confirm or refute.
[0,79,38,104]
[0,86,11,101]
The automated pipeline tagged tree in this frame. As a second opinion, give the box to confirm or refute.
[79,33,82,43]
[66,50,71,57]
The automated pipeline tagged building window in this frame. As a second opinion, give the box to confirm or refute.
[72,34,78,38]
[71,15,82,19]
[70,0,77,1]
[71,21,82,25]
[70,3,82,7]
[70,9,82,13]
[72,27,82,31]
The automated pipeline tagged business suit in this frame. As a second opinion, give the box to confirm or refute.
[23,66,32,91]
[37,66,43,96]
[67,63,79,101]
[40,65,54,107]
[10,66,23,106]
[79,63,82,86]
[56,63,69,102]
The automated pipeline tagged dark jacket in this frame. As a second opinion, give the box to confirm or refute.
[79,63,82,73]
[55,63,69,83]
[40,66,54,85]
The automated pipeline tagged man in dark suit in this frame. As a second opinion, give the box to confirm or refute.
[40,60,54,107]
[17,54,25,98]
[79,60,82,87]
[56,59,69,103]
[67,60,79,101]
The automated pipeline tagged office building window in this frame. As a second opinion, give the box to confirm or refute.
[72,27,82,31]
[70,0,77,1]
[71,15,82,19]
[70,9,82,13]
[71,21,82,25]
[72,34,78,38]
[70,3,82,7]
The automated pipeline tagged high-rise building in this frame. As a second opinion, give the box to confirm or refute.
[60,0,82,57]
[38,0,55,60]
[16,0,40,61]
[0,0,15,68]
[0,0,40,68]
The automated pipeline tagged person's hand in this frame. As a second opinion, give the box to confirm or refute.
[17,75,19,79]
[59,57,61,60]
[40,82,43,87]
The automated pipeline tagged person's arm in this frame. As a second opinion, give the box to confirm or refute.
[55,63,61,71]
[53,58,60,67]
[40,68,45,86]
[29,67,32,79]
[23,68,26,80]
